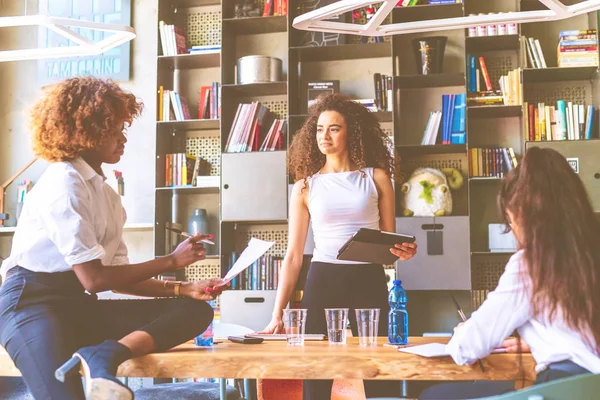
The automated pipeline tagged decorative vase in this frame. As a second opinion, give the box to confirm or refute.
[412,36,448,75]
[188,208,211,252]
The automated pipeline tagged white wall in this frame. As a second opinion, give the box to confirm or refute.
[0,0,157,264]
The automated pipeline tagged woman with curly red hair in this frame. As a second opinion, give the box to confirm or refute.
[0,77,225,400]
[259,93,417,399]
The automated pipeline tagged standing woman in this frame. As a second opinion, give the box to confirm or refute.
[0,77,226,400]
[420,147,600,399]
[259,93,418,399]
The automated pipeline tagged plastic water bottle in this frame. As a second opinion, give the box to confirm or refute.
[195,300,215,346]
[388,280,408,345]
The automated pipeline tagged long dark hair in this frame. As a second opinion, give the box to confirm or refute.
[288,93,396,185]
[498,147,600,353]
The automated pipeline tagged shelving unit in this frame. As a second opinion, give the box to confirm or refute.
[154,0,600,314]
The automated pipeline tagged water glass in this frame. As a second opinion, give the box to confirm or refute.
[282,309,308,346]
[325,308,349,345]
[355,308,380,346]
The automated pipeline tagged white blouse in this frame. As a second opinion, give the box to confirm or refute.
[1,157,128,281]
[446,250,600,373]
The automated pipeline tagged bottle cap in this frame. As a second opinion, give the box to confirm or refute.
[393,279,402,286]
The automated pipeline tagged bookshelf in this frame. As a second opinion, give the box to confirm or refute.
[154,0,600,315]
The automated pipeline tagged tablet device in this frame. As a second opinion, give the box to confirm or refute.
[336,228,416,265]
[228,336,264,344]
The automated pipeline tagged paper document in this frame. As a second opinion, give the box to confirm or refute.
[397,343,449,357]
[397,343,508,358]
[218,237,275,286]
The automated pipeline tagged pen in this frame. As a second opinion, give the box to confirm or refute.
[165,226,215,245]
[452,295,486,373]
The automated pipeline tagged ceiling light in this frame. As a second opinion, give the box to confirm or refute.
[292,0,600,37]
[0,14,135,63]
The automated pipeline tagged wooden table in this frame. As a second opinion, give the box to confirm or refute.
[1,337,536,381]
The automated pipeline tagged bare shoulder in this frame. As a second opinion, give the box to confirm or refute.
[291,179,309,205]
[372,167,391,180]
[372,168,393,189]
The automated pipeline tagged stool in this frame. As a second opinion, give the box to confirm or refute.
[135,381,242,400]
[258,378,366,400]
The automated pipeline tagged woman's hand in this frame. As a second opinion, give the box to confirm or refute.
[390,242,418,261]
[168,233,212,269]
[501,337,531,353]
[181,277,230,301]
[256,316,284,334]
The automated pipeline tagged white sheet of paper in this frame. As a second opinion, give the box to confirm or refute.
[218,237,275,286]
[397,343,449,357]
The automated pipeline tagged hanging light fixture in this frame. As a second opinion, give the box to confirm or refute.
[292,0,600,37]
[0,14,135,63]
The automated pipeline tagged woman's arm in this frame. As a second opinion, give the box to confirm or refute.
[373,168,396,232]
[446,252,532,365]
[114,277,226,300]
[258,180,310,333]
[38,181,209,294]
[72,234,209,293]
[373,168,417,260]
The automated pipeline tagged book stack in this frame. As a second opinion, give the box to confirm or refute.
[158,87,191,121]
[228,253,282,290]
[158,21,187,56]
[396,0,419,5]
[350,99,379,112]
[467,55,495,95]
[263,0,287,16]
[428,0,462,4]
[198,83,221,120]
[373,73,393,112]
[189,45,221,55]
[498,68,522,106]
[557,30,599,68]
[467,91,504,106]
[523,36,547,68]
[421,93,466,145]
[524,100,596,141]
[469,147,517,178]
[164,154,214,187]
[225,102,287,152]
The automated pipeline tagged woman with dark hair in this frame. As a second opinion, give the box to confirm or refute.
[258,93,418,399]
[420,146,600,399]
[0,77,226,400]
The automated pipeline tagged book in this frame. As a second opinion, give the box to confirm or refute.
[307,81,340,109]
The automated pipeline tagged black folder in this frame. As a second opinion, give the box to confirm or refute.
[336,228,416,265]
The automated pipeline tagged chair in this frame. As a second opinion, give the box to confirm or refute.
[417,373,600,400]
[258,378,367,400]
[481,373,600,400]
[134,381,242,400]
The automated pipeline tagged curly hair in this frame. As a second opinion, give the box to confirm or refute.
[30,77,143,162]
[288,93,396,186]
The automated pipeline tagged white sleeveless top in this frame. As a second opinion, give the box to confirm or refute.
[308,168,380,264]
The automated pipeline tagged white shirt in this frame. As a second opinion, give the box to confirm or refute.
[307,168,380,264]
[446,250,600,373]
[0,157,129,281]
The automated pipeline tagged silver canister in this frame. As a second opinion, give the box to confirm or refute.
[237,55,282,84]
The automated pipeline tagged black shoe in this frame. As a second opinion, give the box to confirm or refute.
[57,340,133,400]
